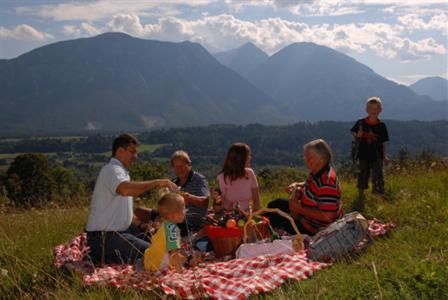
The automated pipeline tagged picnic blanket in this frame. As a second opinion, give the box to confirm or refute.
[54,219,393,299]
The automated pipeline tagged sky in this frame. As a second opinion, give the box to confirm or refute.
[0,0,447,85]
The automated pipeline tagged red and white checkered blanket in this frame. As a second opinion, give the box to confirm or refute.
[53,219,393,299]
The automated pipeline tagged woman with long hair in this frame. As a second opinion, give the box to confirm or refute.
[214,143,260,212]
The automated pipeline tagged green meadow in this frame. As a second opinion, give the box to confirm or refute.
[0,167,447,299]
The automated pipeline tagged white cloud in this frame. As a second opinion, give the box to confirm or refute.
[398,13,448,35]
[62,22,101,37]
[88,13,445,62]
[225,0,363,16]
[62,25,81,36]
[16,0,213,21]
[356,0,447,4]
[225,0,446,17]
[0,24,53,41]
[289,0,364,16]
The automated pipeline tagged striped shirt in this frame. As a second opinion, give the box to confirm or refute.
[298,164,342,234]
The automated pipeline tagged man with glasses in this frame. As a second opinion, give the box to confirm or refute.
[85,133,177,265]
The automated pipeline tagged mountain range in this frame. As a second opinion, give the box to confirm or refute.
[0,32,446,135]
[218,42,446,121]
[214,42,268,78]
[0,33,288,135]
[409,76,448,102]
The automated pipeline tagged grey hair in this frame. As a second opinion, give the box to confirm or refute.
[170,150,192,165]
[303,139,333,164]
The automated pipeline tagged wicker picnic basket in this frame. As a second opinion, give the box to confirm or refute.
[243,208,304,251]
[205,226,243,258]
[205,219,271,258]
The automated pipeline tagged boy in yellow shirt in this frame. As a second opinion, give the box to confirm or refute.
[144,193,186,272]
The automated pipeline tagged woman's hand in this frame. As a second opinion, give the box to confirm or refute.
[286,182,298,194]
[286,182,305,194]
[210,189,222,204]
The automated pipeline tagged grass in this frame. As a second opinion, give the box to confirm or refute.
[0,169,447,299]
[0,153,22,159]
[0,144,164,158]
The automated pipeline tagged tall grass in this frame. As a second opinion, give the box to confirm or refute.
[0,169,447,299]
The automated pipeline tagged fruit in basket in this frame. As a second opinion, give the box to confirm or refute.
[237,219,246,227]
[226,219,237,228]
[252,215,261,223]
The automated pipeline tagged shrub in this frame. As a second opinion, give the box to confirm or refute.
[5,153,55,208]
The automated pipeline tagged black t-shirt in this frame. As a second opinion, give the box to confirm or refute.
[351,118,389,161]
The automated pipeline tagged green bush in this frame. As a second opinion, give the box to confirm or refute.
[4,153,89,208]
[5,153,55,208]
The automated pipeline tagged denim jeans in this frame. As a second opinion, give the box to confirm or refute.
[86,224,150,265]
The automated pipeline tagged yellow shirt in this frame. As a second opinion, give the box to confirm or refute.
[144,220,181,271]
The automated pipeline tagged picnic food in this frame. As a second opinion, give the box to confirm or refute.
[226,219,237,228]
[204,208,271,257]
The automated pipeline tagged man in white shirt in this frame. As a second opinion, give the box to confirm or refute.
[86,133,177,265]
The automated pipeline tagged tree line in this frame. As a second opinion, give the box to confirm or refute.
[140,120,447,168]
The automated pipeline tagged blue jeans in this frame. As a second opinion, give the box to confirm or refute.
[86,224,150,265]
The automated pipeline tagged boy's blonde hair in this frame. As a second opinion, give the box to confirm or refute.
[157,193,184,218]
[366,96,382,109]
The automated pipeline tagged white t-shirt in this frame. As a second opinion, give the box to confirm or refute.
[86,158,133,232]
[217,168,258,211]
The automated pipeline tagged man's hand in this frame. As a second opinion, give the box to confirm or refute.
[158,179,178,191]
[179,191,192,205]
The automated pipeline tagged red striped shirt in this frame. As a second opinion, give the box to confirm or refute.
[298,164,342,234]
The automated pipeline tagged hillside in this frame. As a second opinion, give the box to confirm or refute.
[0,33,288,135]
[246,43,446,121]
[409,76,448,101]
[1,164,447,299]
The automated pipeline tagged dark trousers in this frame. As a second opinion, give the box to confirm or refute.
[265,198,314,236]
[357,159,384,194]
[86,224,150,265]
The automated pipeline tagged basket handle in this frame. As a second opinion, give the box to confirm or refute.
[243,208,301,243]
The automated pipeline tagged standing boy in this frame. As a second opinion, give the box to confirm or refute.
[351,97,389,205]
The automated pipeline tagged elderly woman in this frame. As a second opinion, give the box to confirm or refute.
[266,139,343,235]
